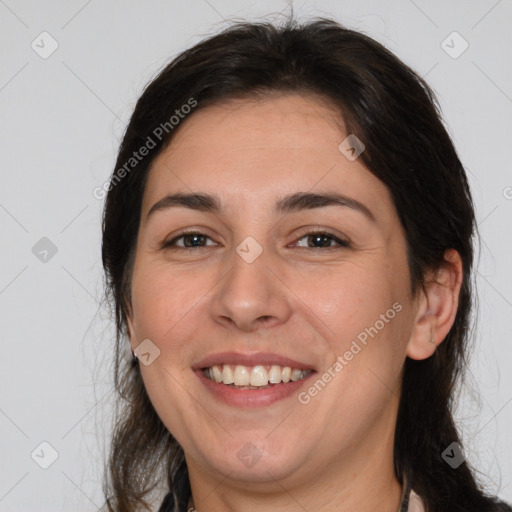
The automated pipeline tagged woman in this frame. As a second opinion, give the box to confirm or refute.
[101,16,511,512]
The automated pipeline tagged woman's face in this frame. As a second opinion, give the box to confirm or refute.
[127,93,419,488]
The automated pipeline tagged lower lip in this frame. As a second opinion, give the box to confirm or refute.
[195,370,315,407]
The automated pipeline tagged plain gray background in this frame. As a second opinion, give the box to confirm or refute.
[1,0,511,510]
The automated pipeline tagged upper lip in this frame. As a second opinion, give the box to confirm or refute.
[193,352,315,371]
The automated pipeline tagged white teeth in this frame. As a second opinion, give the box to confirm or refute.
[250,366,268,386]
[234,365,250,386]
[205,364,311,387]
[268,365,282,384]
[212,365,223,383]
[222,365,234,384]
[290,369,304,382]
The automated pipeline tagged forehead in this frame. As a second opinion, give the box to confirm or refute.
[141,93,395,224]
[165,93,346,150]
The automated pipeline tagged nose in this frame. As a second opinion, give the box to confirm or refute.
[210,246,292,332]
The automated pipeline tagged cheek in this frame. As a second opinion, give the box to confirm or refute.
[130,262,203,342]
[297,261,409,385]
[300,263,397,332]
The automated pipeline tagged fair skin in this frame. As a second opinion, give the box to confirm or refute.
[126,93,463,512]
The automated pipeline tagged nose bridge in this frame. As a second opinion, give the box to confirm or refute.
[211,237,291,331]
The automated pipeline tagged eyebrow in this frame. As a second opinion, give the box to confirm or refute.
[147,191,376,222]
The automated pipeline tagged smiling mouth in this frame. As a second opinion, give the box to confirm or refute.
[202,364,313,389]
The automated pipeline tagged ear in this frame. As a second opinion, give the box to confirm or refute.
[126,313,137,352]
[406,249,463,360]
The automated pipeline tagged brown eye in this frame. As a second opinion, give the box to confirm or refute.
[295,231,350,249]
[161,232,217,249]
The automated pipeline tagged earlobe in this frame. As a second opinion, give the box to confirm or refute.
[406,249,463,361]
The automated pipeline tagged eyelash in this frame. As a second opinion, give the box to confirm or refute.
[159,229,350,251]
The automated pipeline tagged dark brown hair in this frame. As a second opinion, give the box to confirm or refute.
[101,15,511,512]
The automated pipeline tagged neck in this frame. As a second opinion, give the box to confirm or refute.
[189,466,402,512]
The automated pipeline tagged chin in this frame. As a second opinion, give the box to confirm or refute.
[196,439,308,484]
